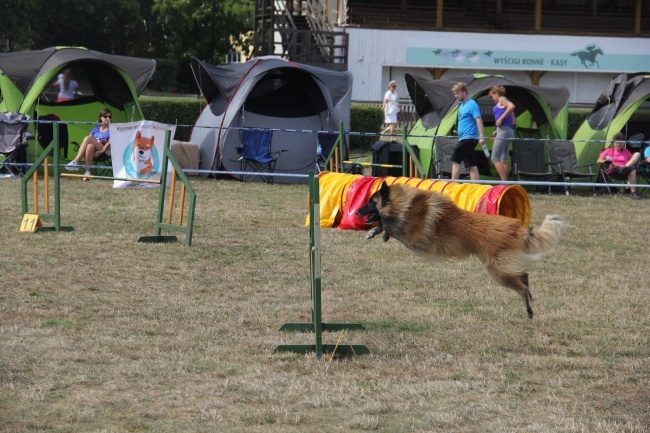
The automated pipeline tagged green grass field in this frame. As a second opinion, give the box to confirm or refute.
[0,176,648,432]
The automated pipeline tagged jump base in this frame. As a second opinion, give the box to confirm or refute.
[274,344,370,357]
[35,226,74,232]
[279,322,365,332]
[137,235,178,244]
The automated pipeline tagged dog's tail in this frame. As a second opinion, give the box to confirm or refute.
[524,215,567,254]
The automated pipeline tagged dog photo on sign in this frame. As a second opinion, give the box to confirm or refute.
[132,130,155,176]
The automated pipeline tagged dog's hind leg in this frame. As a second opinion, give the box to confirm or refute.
[520,273,531,300]
[486,267,534,319]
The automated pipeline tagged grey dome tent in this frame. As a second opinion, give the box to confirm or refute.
[189,56,352,183]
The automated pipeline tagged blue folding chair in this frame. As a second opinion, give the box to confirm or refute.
[237,129,286,184]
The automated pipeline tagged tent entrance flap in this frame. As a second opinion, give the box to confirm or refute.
[34,60,135,108]
[244,69,328,117]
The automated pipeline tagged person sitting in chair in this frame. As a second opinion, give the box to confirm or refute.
[64,109,111,181]
[597,132,641,200]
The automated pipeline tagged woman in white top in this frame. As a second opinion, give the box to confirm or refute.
[54,69,79,103]
[381,80,400,136]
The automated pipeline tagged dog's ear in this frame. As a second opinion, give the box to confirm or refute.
[379,181,389,204]
[135,130,141,139]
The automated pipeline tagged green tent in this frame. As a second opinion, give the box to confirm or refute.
[573,72,650,167]
[405,73,570,177]
[0,46,155,162]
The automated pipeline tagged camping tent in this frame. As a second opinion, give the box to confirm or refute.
[0,47,155,162]
[573,72,650,166]
[189,56,353,183]
[405,73,570,177]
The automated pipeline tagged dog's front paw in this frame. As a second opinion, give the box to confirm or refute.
[366,228,380,240]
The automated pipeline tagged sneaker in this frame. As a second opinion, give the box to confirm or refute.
[83,171,91,181]
[64,160,80,171]
[630,192,641,200]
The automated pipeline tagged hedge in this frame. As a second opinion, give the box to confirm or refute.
[139,96,206,142]
[138,96,591,146]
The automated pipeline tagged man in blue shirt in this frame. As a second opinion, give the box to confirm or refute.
[451,82,485,180]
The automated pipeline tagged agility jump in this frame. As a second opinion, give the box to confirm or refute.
[20,124,196,246]
[274,171,370,359]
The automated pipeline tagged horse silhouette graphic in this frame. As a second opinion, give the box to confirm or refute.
[571,45,603,69]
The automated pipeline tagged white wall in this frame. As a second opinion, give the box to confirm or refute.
[342,27,649,105]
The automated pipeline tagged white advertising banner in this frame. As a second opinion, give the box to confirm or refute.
[109,121,176,188]
[406,33,650,72]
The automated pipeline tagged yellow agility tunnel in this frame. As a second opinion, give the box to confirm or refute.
[308,172,530,230]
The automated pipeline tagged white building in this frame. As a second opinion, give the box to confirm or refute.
[342,27,650,105]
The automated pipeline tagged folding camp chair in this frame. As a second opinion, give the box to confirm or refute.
[0,112,30,177]
[434,136,467,179]
[92,151,113,176]
[627,133,647,195]
[547,140,597,195]
[36,114,70,159]
[236,129,286,184]
[316,132,338,173]
[637,160,650,195]
[597,161,634,196]
[511,139,552,193]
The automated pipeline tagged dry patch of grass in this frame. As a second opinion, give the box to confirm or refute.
[0,177,648,432]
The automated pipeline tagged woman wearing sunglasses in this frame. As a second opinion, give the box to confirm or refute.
[65,108,112,180]
[380,81,401,136]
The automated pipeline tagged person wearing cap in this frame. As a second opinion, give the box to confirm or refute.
[380,81,401,136]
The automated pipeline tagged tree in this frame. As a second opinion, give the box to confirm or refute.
[1,0,254,91]
[0,0,38,51]
[152,0,253,90]
[29,0,163,57]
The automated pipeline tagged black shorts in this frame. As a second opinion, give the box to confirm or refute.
[608,165,635,180]
[451,139,478,167]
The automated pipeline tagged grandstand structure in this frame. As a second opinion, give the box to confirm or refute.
[254,0,650,104]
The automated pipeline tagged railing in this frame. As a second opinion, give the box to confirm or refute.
[362,99,506,133]
[273,29,348,69]
[271,0,348,70]
[304,0,333,59]
[358,100,420,132]
[273,0,298,35]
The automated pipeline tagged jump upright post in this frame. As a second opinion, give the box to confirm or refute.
[342,126,425,178]
[138,130,197,246]
[402,125,425,178]
[274,171,369,358]
[320,121,347,173]
[20,123,73,232]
